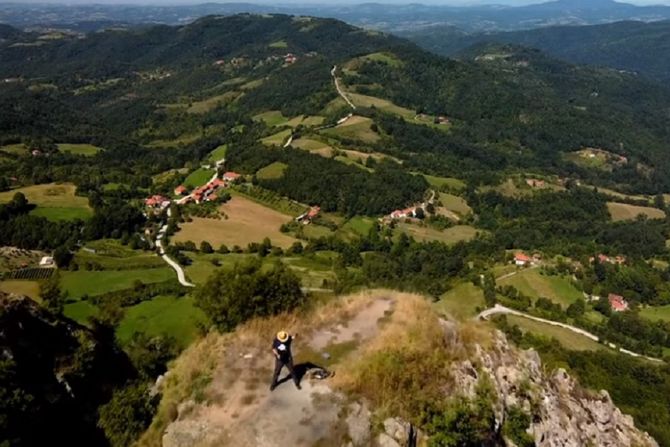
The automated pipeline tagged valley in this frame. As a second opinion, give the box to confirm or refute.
[1,9,670,447]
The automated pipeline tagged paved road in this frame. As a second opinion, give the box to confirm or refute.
[156,208,195,288]
[331,65,356,110]
[477,304,663,363]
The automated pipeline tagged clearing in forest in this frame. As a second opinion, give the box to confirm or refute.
[497,269,583,308]
[173,196,297,249]
[0,183,92,221]
[396,223,478,245]
[322,115,380,143]
[607,202,666,221]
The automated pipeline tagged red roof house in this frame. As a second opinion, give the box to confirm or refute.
[514,253,531,266]
[608,293,629,312]
[223,172,241,182]
[174,185,187,196]
[307,206,321,219]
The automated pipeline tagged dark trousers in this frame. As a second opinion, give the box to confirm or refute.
[271,356,299,388]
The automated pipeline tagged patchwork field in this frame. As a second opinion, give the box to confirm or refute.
[348,93,415,120]
[173,196,297,249]
[291,138,335,157]
[322,115,380,143]
[498,269,582,308]
[60,268,175,298]
[187,91,240,114]
[435,282,485,320]
[256,162,287,180]
[607,202,666,221]
[0,280,41,300]
[261,128,292,146]
[0,183,92,221]
[422,174,466,191]
[438,193,472,216]
[640,305,670,323]
[396,223,479,245]
[57,143,103,156]
[116,295,205,348]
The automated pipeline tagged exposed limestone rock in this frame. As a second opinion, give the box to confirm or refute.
[346,402,371,445]
[450,329,658,447]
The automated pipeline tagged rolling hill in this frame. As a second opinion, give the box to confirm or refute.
[402,19,670,82]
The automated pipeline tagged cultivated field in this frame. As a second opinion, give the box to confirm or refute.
[116,295,205,348]
[57,143,103,156]
[435,282,485,320]
[183,168,214,188]
[0,183,92,221]
[348,93,415,120]
[396,223,479,245]
[498,269,582,308]
[322,116,380,143]
[60,268,175,298]
[501,314,604,351]
[0,280,41,300]
[173,196,297,249]
[607,202,666,221]
[261,128,292,146]
[256,162,287,180]
[291,138,335,157]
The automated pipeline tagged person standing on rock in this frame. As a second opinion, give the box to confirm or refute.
[270,331,301,391]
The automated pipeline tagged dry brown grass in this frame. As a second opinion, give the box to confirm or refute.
[173,196,298,249]
[138,332,228,447]
[607,202,666,222]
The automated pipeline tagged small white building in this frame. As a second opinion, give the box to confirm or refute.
[39,256,55,267]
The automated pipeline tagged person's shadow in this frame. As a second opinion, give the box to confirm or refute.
[276,362,324,387]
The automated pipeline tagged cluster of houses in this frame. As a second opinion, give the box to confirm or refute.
[590,253,626,265]
[608,293,629,312]
[296,206,321,224]
[145,194,171,210]
[513,252,542,266]
[388,207,418,220]
[145,171,242,209]
[284,53,298,64]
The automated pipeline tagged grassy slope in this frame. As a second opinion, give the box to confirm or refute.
[60,268,175,298]
[0,183,92,221]
[498,269,582,308]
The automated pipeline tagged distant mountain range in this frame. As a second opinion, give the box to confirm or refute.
[402,19,670,82]
[2,0,670,32]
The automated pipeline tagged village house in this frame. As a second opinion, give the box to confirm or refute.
[389,207,416,220]
[222,172,241,182]
[436,116,450,125]
[526,178,546,188]
[590,254,626,265]
[174,185,188,196]
[296,206,321,224]
[608,293,629,312]
[145,195,171,209]
[213,59,225,66]
[39,256,55,267]
[284,53,298,64]
[192,178,227,204]
[514,252,532,266]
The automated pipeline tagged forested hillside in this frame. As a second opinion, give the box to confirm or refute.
[403,19,670,82]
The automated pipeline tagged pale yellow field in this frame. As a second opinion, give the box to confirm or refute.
[0,183,90,209]
[607,202,666,221]
[174,196,297,248]
[0,280,41,300]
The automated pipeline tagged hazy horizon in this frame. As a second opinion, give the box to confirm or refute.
[7,0,670,6]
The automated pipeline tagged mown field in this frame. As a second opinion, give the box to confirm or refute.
[261,128,292,146]
[183,168,214,189]
[256,162,288,180]
[173,196,297,249]
[291,138,335,157]
[438,192,472,216]
[396,223,479,245]
[208,144,228,162]
[0,280,41,300]
[322,115,380,143]
[0,183,92,221]
[640,305,670,323]
[607,202,666,221]
[422,174,465,191]
[498,268,583,308]
[74,240,165,270]
[60,268,175,298]
[500,314,604,351]
[116,295,205,348]
[435,282,485,320]
[57,143,103,156]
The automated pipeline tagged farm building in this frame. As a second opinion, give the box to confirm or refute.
[608,293,629,312]
[526,179,546,188]
[284,53,298,64]
[296,206,321,224]
[174,185,188,196]
[389,207,416,220]
[39,256,54,267]
[145,195,171,209]
[222,172,241,182]
[514,252,531,266]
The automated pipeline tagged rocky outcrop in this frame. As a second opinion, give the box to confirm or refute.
[450,327,658,447]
